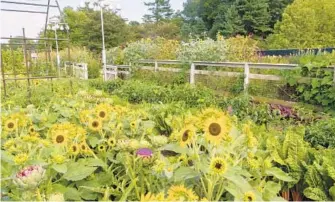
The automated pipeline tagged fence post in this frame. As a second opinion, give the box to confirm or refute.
[190,63,195,85]
[85,64,88,80]
[154,61,158,72]
[244,62,250,92]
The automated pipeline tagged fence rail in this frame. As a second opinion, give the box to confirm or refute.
[132,59,335,91]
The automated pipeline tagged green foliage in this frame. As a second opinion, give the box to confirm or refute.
[1,48,25,73]
[266,0,335,49]
[305,118,335,148]
[284,60,335,109]
[143,0,174,23]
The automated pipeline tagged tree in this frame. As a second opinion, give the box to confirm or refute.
[266,0,335,49]
[212,5,245,37]
[268,0,293,29]
[143,0,174,23]
[181,0,207,39]
[236,0,271,37]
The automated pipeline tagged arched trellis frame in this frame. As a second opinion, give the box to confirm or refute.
[0,0,72,101]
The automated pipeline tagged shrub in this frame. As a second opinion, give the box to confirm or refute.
[305,118,335,148]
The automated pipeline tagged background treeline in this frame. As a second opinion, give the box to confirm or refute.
[5,0,334,53]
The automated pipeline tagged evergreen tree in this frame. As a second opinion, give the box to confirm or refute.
[143,0,174,23]
[213,5,245,37]
[236,0,271,37]
[268,0,293,29]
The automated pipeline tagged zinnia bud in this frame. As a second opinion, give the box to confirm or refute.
[136,148,153,159]
[13,165,45,189]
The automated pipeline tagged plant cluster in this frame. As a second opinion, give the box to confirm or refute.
[2,84,335,201]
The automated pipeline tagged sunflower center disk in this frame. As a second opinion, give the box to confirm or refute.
[99,111,106,118]
[182,130,190,141]
[8,122,14,128]
[56,135,65,143]
[92,121,99,127]
[209,123,221,136]
[215,163,222,169]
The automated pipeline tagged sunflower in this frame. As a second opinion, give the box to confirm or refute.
[52,154,66,164]
[200,107,223,120]
[167,185,198,201]
[88,119,102,131]
[69,144,79,155]
[97,144,106,152]
[52,133,68,146]
[179,126,196,147]
[107,137,116,147]
[177,155,188,166]
[4,119,17,132]
[130,120,137,130]
[210,157,227,175]
[3,139,15,150]
[97,109,108,121]
[203,116,232,144]
[14,153,28,165]
[243,191,256,202]
[79,143,89,153]
[28,126,35,134]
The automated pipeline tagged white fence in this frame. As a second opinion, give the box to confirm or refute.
[64,62,88,80]
[135,60,335,91]
[104,64,131,81]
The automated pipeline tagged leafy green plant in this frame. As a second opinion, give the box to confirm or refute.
[305,118,335,148]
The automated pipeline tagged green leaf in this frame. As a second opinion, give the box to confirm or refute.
[51,184,68,193]
[329,185,335,201]
[63,163,97,181]
[173,167,199,181]
[79,187,98,200]
[1,151,14,163]
[52,163,67,173]
[64,187,81,201]
[87,136,99,147]
[263,181,281,200]
[303,187,328,201]
[78,158,106,168]
[159,143,187,154]
[265,167,295,182]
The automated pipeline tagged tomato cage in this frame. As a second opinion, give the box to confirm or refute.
[0,0,72,100]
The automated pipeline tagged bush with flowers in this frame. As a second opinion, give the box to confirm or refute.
[1,80,335,201]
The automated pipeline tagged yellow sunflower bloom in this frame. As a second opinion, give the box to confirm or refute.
[97,144,106,152]
[88,119,102,132]
[97,109,108,121]
[243,191,256,202]
[52,133,68,146]
[4,119,17,132]
[200,107,223,120]
[68,144,80,155]
[28,126,35,134]
[179,125,196,147]
[203,115,232,144]
[14,153,28,165]
[107,137,116,147]
[210,157,227,175]
[3,139,15,150]
[167,185,198,201]
[79,142,89,154]
[52,154,66,164]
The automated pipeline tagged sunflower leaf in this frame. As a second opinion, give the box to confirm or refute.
[265,167,295,182]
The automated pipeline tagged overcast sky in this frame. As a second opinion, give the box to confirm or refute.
[0,0,185,39]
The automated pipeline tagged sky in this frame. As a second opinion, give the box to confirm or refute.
[0,0,185,39]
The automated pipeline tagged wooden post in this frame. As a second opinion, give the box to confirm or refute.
[1,51,7,97]
[10,36,17,85]
[22,28,31,102]
[154,61,158,72]
[190,63,195,85]
[244,62,250,92]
